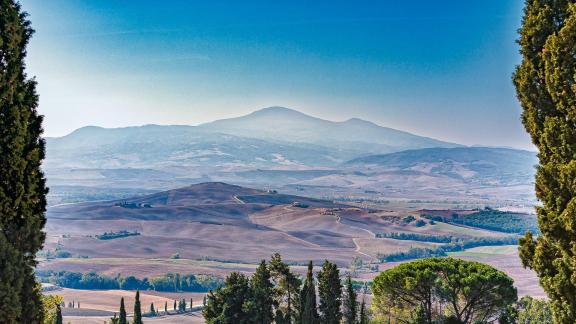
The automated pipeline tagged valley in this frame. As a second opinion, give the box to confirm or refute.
[40,182,543,323]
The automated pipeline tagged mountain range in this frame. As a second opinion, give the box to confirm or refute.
[44,107,537,205]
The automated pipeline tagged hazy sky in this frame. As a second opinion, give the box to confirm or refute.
[22,0,532,150]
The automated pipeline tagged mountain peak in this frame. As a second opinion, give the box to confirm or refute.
[248,106,311,118]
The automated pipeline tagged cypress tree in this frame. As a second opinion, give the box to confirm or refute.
[249,260,274,324]
[342,274,357,324]
[0,1,47,322]
[53,304,63,324]
[190,297,193,311]
[269,253,300,322]
[173,300,177,311]
[150,303,155,316]
[299,261,318,324]
[119,297,127,324]
[164,301,167,314]
[513,1,576,322]
[317,260,342,324]
[359,297,369,324]
[133,290,142,324]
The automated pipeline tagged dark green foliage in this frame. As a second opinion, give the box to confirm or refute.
[36,270,221,292]
[173,300,176,311]
[133,290,142,324]
[202,272,252,324]
[372,258,517,323]
[414,219,426,227]
[96,230,140,240]
[149,302,155,316]
[402,215,416,223]
[53,304,63,324]
[0,1,47,322]
[342,275,357,324]
[422,209,539,234]
[299,261,318,324]
[378,236,520,262]
[110,314,120,324]
[119,297,127,324]
[190,298,193,310]
[359,297,369,324]
[164,301,167,314]
[513,0,576,321]
[377,232,455,243]
[317,260,342,324]
[269,253,301,322]
[516,296,552,324]
[248,260,274,324]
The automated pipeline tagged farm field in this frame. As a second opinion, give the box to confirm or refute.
[40,182,544,323]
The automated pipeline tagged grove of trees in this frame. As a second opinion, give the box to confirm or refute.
[202,253,370,324]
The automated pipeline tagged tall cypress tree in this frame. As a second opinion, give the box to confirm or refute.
[119,297,127,324]
[342,275,357,324]
[133,290,142,324]
[249,260,274,324]
[269,253,300,323]
[53,304,63,324]
[359,297,369,324]
[513,1,576,322]
[299,261,318,324]
[317,260,342,324]
[0,1,47,322]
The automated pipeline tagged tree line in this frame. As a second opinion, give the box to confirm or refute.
[37,270,221,292]
[377,236,520,262]
[421,209,539,235]
[203,253,369,324]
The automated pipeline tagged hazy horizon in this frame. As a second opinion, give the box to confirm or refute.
[22,0,533,150]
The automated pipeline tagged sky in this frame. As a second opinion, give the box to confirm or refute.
[21,0,532,150]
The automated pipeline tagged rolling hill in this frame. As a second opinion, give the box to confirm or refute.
[345,147,537,186]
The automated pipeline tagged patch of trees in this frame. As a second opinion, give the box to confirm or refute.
[422,208,539,234]
[372,258,517,323]
[36,270,221,292]
[96,230,140,240]
[376,232,455,243]
[203,253,370,324]
[114,201,152,209]
[378,236,519,262]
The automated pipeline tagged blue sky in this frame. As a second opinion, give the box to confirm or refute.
[22,0,531,149]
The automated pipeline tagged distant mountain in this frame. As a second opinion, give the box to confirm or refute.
[198,106,460,153]
[46,107,461,170]
[45,124,349,169]
[345,147,537,186]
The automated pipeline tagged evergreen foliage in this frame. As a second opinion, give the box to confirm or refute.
[317,260,342,324]
[269,253,301,323]
[248,260,274,324]
[342,275,357,324]
[372,258,517,323]
[203,272,252,324]
[119,297,127,324]
[516,296,552,324]
[53,304,62,324]
[513,0,576,321]
[359,296,369,324]
[0,0,48,322]
[299,261,318,324]
[133,290,142,324]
